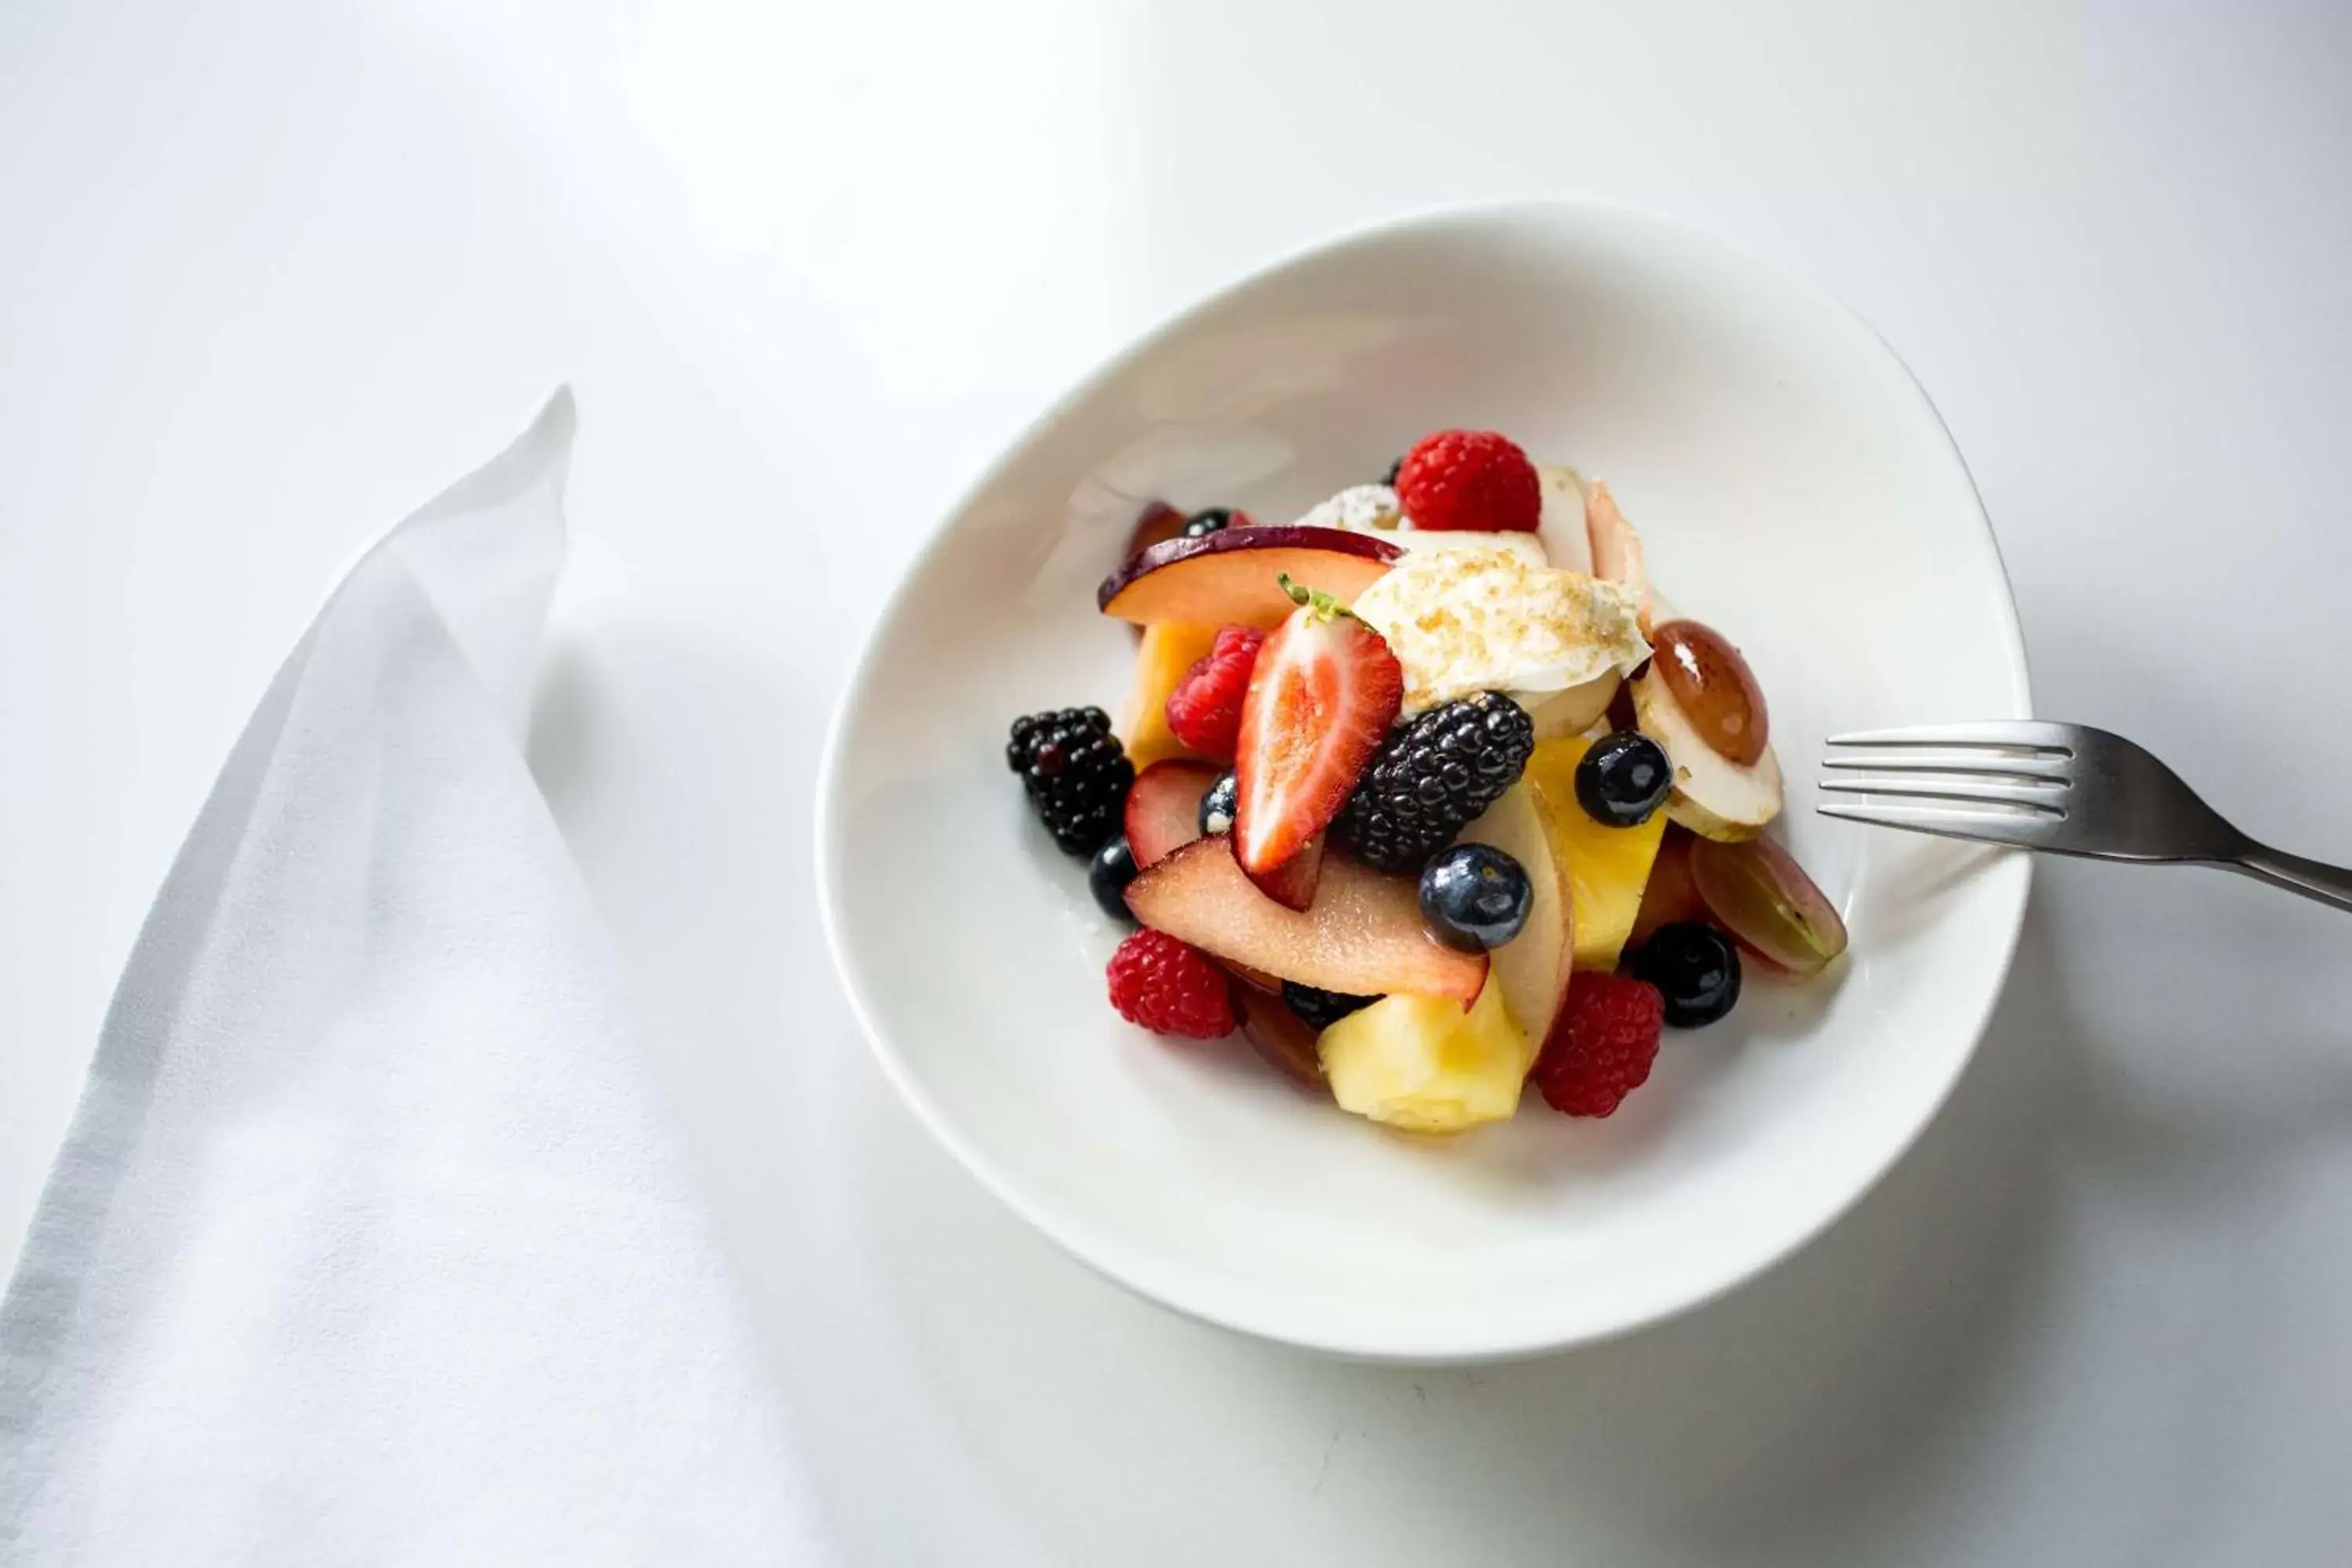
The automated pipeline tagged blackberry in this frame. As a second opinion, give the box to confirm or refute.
[1006,706,1133,856]
[1282,982,1375,1033]
[1331,692,1534,871]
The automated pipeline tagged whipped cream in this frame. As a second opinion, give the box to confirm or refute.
[1349,546,1651,714]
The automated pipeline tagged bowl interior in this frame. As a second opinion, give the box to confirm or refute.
[820,205,2028,1360]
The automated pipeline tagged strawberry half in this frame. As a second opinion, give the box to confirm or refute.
[1232,576,1403,906]
[1247,830,1326,913]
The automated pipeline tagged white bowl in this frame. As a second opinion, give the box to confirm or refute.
[817,202,2030,1362]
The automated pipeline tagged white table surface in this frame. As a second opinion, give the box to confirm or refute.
[6,2,2350,1561]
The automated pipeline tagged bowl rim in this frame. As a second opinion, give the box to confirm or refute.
[814,196,2034,1362]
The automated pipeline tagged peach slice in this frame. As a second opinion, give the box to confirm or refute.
[1118,621,1220,773]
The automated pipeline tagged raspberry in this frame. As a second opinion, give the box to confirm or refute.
[1533,974,1663,1117]
[1163,625,1265,762]
[1106,930,1236,1039]
[1394,430,1541,533]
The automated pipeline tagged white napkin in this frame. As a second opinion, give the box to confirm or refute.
[0,394,833,1565]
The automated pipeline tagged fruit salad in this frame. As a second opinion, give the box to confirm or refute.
[1007,429,1849,1136]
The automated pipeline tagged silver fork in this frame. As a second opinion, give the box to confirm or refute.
[1817,720,2352,913]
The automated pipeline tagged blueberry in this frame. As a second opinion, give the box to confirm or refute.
[1381,456,1403,488]
[1088,835,1140,923]
[1282,982,1375,1033]
[1632,922,1741,1028]
[1417,844,1532,953]
[1181,507,1237,538]
[1574,730,1674,828]
[1199,771,1238,837]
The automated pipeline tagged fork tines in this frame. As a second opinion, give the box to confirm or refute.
[1824,722,2076,757]
[1815,722,2073,841]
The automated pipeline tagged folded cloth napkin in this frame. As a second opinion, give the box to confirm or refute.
[0,394,833,1565]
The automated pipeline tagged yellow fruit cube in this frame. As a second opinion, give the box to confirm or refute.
[1521,735,1667,972]
[1119,621,1221,772]
[1317,982,1534,1135]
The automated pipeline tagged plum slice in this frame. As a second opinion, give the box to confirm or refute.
[1124,838,1486,1004]
[1098,526,1400,630]
[1234,985,1327,1087]
[1123,760,1221,869]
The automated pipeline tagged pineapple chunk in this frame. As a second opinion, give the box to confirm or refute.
[1521,735,1668,971]
[1318,983,1534,1135]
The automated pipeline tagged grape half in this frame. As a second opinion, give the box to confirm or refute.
[1650,619,1768,766]
[1687,834,1847,977]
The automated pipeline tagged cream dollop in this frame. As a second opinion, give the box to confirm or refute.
[1349,546,1650,714]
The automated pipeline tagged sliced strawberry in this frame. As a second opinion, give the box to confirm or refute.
[1232,579,1403,891]
[1242,829,1323,913]
[1123,760,1221,868]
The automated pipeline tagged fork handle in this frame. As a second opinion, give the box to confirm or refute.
[2230,843,2352,913]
